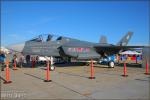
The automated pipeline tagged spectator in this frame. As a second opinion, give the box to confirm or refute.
[0,53,6,71]
[13,54,18,67]
[19,53,24,68]
[31,56,36,68]
[26,55,30,65]
[36,56,39,64]
[13,54,17,62]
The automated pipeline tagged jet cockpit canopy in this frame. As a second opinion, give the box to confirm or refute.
[29,34,60,42]
[28,34,75,43]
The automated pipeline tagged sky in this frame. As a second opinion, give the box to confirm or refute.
[1,1,149,46]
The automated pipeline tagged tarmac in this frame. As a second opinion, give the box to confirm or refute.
[1,63,150,99]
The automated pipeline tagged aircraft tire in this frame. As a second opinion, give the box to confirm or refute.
[50,65,55,71]
[108,61,115,68]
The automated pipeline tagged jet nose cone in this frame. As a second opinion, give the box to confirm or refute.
[6,43,25,52]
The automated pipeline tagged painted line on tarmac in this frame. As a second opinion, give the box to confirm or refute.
[52,80,93,99]
[58,72,88,79]
[135,78,150,82]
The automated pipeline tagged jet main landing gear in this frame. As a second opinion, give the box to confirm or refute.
[108,61,115,68]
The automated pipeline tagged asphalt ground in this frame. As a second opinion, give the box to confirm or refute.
[1,63,150,99]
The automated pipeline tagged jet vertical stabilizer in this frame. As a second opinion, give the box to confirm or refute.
[117,32,133,46]
[99,35,107,44]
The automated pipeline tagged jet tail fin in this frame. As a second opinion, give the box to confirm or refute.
[99,35,107,44]
[117,32,133,46]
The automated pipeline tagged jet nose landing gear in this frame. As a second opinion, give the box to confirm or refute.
[50,65,55,71]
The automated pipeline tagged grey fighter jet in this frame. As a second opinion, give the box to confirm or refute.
[7,32,144,67]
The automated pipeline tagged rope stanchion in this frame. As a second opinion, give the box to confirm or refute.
[144,60,150,75]
[44,60,52,82]
[121,62,128,77]
[89,59,95,79]
[4,60,12,84]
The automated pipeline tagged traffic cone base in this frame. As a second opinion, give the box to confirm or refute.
[13,68,18,70]
[3,81,12,84]
[44,80,52,82]
[89,77,96,79]
[144,73,150,75]
[121,75,128,77]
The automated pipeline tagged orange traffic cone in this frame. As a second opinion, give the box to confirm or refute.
[144,60,150,75]
[44,60,52,82]
[89,59,95,79]
[121,62,128,77]
[4,60,12,84]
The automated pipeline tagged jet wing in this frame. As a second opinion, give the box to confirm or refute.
[94,45,147,49]
[94,45,149,55]
[59,46,100,60]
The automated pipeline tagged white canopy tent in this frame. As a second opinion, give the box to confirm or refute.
[0,47,10,54]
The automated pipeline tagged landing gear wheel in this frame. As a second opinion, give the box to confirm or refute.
[50,65,55,71]
[109,61,115,68]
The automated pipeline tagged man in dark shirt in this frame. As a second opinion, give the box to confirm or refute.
[0,53,6,71]
[26,55,30,66]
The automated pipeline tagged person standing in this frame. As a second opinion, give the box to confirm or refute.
[19,53,24,68]
[36,56,39,64]
[31,56,36,68]
[26,55,30,66]
[13,54,18,68]
[0,53,6,71]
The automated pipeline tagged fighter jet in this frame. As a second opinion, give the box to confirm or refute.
[7,32,144,67]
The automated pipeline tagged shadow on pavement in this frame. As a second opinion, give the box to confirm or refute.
[0,76,7,82]
[117,63,142,68]
[55,62,86,67]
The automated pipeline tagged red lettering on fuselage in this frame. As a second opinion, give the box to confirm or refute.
[68,48,90,53]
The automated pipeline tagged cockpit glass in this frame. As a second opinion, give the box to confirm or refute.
[29,34,60,42]
[56,37,63,40]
